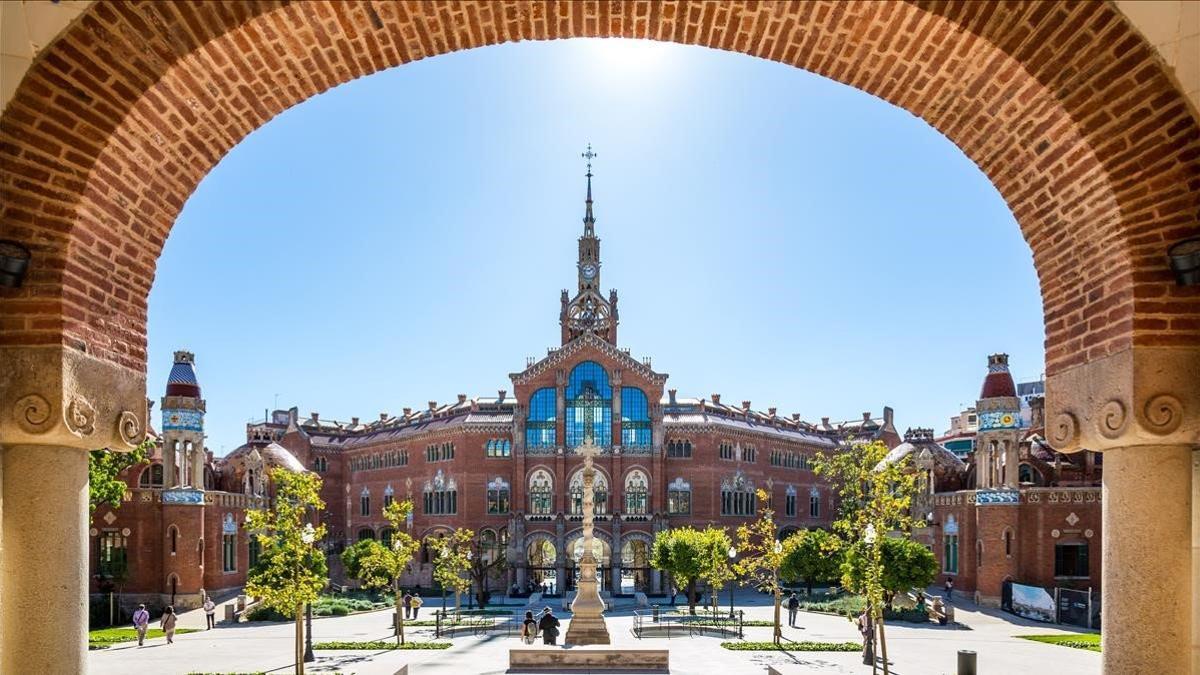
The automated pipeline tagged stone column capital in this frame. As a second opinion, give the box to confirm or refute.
[0,346,147,451]
[1045,347,1199,453]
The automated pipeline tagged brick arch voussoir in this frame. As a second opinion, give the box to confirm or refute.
[1,1,1197,376]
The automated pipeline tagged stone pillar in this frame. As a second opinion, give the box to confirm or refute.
[1045,347,1198,675]
[164,439,177,487]
[191,445,205,489]
[1191,448,1199,671]
[2,445,89,674]
[611,516,623,593]
[1,346,148,675]
[1102,445,1192,675]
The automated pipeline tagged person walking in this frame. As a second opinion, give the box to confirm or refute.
[410,592,423,619]
[786,592,800,627]
[670,585,677,606]
[857,607,874,666]
[160,606,178,644]
[203,596,216,629]
[132,604,150,646]
[521,610,539,645]
[945,577,954,601]
[538,607,560,645]
[402,591,413,619]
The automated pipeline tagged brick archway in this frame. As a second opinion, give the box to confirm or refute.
[0,2,1198,673]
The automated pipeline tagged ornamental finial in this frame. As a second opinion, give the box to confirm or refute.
[582,144,597,234]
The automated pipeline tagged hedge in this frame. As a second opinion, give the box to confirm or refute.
[313,640,452,650]
[720,641,861,651]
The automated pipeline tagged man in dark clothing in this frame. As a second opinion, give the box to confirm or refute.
[538,607,561,645]
[787,592,800,627]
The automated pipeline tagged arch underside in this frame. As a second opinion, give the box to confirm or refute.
[0,1,1195,383]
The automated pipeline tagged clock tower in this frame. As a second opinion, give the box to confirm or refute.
[561,145,619,345]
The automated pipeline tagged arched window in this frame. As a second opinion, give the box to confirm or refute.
[624,470,649,514]
[357,528,375,542]
[487,477,510,515]
[168,525,178,555]
[720,471,756,516]
[529,469,553,515]
[809,488,821,518]
[140,463,164,488]
[569,469,609,515]
[566,361,612,448]
[422,470,457,515]
[360,488,370,517]
[383,484,394,510]
[380,528,394,549]
[526,388,557,448]
[621,387,651,447]
[1003,529,1013,557]
[667,478,691,515]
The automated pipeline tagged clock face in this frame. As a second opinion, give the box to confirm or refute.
[581,264,597,280]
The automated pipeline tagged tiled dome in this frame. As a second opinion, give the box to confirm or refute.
[165,350,200,397]
[979,353,1017,399]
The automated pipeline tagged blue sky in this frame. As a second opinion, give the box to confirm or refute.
[149,39,1044,456]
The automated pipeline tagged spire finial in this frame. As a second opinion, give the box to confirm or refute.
[581,144,597,234]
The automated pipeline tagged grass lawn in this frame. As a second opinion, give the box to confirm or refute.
[89,626,199,649]
[1017,633,1101,652]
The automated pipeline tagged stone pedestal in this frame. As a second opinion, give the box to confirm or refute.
[509,647,668,672]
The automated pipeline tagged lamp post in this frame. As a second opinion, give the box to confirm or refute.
[727,546,737,618]
[301,524,316,663]
[440,547,449,612]
[466,549,474,610]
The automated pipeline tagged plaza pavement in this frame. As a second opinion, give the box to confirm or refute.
[89,589,1100,674]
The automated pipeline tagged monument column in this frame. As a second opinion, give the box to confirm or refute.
[611,515,623,593]
[0,345,148,675]
[1045,347,1198,675]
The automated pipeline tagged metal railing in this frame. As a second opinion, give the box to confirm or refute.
[631,607,743,639]
[433,607,524,639]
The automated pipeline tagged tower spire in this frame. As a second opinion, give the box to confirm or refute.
[582,144,597,236]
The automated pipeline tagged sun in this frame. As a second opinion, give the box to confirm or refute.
[572,38,677,77]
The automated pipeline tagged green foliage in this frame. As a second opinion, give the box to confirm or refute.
[244,468,328,672]
[88,626,198,648]
[734,489,788,644]
[780,528,843,593]
[89,439,152,514]
[720,641,861,651]
[339,539,376,581]
[1018,634,1102,652]
[245,605,291,622]
[430,528,474,597]
[313,641,452,650]
[841,537,938,606]
[651,526,733,615]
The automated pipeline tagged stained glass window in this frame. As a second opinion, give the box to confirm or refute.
[624,470,649,514]
[566,361,612,448]
[526,388,557,448]
[621,387,651,447]
[529,469,553,514]
[569,470,608,515]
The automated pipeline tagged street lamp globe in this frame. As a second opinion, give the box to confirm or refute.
[301,523,316,544]
[727,546,737,559]
[863,523,877,544]
[773,540,783,554]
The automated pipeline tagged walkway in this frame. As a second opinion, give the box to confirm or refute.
[88,589,1099,674]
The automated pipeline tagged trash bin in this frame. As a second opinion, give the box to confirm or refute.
[957,649,977,675]
[652,604,660,623]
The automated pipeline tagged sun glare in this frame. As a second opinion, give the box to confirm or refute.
[573,38,676,78]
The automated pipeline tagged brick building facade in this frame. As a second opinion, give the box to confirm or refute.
[91,166,902,606]
[909,354,1103,607]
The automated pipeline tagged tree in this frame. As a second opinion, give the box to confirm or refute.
[734,489,788,644]
[841,537,938,608]
[429,528,473,613]
[245,468,328,675]
[466,535,508,608]
[780,528,844,596]
[338,501,420,644]
[814,440,922,675]
[695,528,736,615]
[89,439,152,514]
[650,526,731,616]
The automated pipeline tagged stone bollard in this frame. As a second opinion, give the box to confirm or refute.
[957,649,977,675]
[652,605,660,623]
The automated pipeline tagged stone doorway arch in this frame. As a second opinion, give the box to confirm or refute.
[0,2,1197,673]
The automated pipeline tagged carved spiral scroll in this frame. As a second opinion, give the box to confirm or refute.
[1097,400,1127,439]
[1142,394,1183,435]
[64,396,96,436]
[117,410,142,446]
[1047,412,1079,449]
[14,394,53,434]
